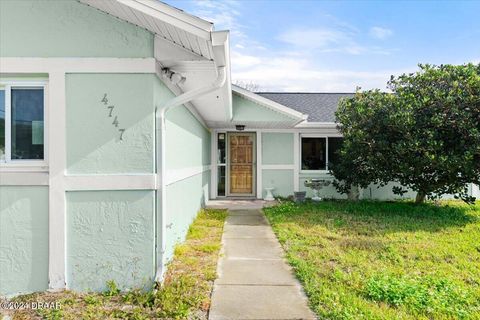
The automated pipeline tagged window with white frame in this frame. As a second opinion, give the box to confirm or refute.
[301,136,344,171]
[0,83,46,162]
[217,132,226,196]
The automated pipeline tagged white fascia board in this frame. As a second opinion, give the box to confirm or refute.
[295,121,339,129]
[134,0,213,32]
[232,85,308,121]
[115,0,213,39]
[211,31,232,121]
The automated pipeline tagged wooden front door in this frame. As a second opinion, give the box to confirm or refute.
[229,133,255,195]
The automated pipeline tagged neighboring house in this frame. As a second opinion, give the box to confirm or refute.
[0,0,478,297]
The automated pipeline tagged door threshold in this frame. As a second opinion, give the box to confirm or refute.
[224,196,258,200]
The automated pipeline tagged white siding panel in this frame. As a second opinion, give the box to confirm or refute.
[187,33,202,56]
[166,25,182,45]
[176,29,191,49]
[197,39,211,58]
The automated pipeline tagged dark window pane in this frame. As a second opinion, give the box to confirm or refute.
[218,133,226,164]
[0,90,4,160]
[11,88,44,160]
[301,137,326,170]
[328,137,344,167]
[218,166,226,196]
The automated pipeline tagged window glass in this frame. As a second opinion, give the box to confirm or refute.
[11,88,44,160]
[0,90,5,161]
[218,133,226,164]
[328,137,344,167]
[301,137,326,170]
[217,166,226,196]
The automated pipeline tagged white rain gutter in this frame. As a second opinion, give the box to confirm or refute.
[154,66,226,282]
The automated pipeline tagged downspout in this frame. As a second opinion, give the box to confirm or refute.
[155,66,226,282]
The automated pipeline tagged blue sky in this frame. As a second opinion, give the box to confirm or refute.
[166,0,480,92]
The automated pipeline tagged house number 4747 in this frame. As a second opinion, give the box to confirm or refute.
[101,93,126,141]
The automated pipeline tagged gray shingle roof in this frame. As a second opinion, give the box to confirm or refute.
[256,92,354,122]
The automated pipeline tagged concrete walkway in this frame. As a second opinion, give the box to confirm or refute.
[208,207,316,320]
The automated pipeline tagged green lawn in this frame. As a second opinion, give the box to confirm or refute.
[5,208,227,320]
[264,200,480,320]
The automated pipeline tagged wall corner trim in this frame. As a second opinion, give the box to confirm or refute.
[48,71,67,290]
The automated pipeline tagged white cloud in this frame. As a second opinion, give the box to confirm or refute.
[278,28,349,49]
[182,1,400,91]
[369,27,393,40]
[231,49,412,92]
[231,50,262,67]
[189,0,247,41]
[278,27,391,55]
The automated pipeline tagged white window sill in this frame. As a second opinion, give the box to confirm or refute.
[0,161,48,173]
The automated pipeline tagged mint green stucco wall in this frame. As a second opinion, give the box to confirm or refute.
[262,132,294,165]
[0,0,153,57]
[66,74,155,174]
[164,171,210,261]
[260,132,294,198]
[262,169,294,198]
[161,86,211,262]
[232,94,295,122]
[0,186,49,296]
[66,191,155,292]
[64,74,163,292]
[165,106,211,171]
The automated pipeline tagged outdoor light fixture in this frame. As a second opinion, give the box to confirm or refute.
[235,125,245,131]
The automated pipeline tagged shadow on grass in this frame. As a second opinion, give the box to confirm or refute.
[264,200,479,234]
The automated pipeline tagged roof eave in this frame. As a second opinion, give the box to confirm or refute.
[295,122,339,129]
[232,85,308,121]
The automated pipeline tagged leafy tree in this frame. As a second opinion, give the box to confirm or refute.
[331,64,480,203]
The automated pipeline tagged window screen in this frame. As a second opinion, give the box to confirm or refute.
[328,137,344,167]
[11,88,44,160]
[301,137,326,170]
[0,90,5,161]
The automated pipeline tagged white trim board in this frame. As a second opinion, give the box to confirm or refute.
[262,165,295,170]
[232,85,307,121]
[293,132,300,192]
[212,127,342,135]
[0,58,156,74]
[48,71,66,290]
[256,132,262,199]
[295,122,338,129]
[65,174,156,191]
